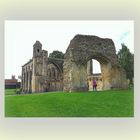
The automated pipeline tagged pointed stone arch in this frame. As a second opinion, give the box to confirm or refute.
[46,58,64,91]
[63,34,128,92]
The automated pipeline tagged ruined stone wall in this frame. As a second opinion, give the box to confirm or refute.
[21,60,33,93]
[21,35,128,93]
[87,74,103,91]
[21,41,63,93]
[63,34,128,92]
[46,62,63,91]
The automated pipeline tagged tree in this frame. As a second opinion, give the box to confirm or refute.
[117,43,134,84]
[49,50,64,59]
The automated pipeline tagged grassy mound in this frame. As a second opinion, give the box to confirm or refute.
[5,89,134,117]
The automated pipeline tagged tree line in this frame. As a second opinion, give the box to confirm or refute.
[117,43,134,85]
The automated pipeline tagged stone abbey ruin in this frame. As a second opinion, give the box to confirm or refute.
[21,34,128,93]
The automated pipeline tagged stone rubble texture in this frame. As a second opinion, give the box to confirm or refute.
[63,34,128,92]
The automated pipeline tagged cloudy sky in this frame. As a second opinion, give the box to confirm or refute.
[5,20,134,79]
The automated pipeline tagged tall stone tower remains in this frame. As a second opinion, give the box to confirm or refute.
[32,41,48,92]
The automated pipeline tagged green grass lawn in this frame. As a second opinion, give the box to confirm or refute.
[5,89,134,117]
[5,89,17,95]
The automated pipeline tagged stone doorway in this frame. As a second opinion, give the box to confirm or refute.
[87,59,102,91]
[63,34,128,92]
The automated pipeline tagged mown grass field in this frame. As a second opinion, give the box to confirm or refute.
[5,89,17,95]
[5,89,134,117]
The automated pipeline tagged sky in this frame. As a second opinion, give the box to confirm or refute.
[5,20,134,79]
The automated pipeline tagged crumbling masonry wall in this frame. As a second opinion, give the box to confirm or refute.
[63,34,128,92]
[21,41,63,93]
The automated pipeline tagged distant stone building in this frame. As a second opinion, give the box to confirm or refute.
[21,41,63,93]
[5,75,20,89]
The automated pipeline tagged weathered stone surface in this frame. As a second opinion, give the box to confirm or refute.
[21,41,63,93]
[21,35,128,93]
[63,34,128,92]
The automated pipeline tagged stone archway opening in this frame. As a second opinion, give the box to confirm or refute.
[63,34,128,92]
[92,59,101,74]
[86,54,114,91]
[46,61,63,92]
[87,59,102,91]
